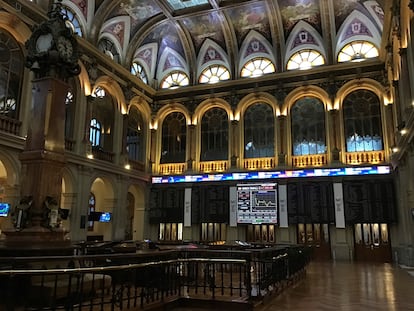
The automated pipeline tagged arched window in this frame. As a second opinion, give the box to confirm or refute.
[160,71,189,89]
[126,107,145,162]
[89,118,101,147]
[131,62,148,84]
[200,107,228,161]
[244,103,275,158]
[338,41,379,63]
[287,49,325,70]
[0,29,24,121]
[199,65,230,84]
[90,86,114,152]
[93,87,105,98]
[241,57,275,78]
[160,112,187,163]
[98,38,120,63]
[61,6,83,36]
[291,97,326,156]
[88,193,96,231]
[343,90,383,152]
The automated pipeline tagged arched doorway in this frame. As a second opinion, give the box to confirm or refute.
[88,177,114,241]
[128,184,145,241]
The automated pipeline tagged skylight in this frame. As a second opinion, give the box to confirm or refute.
[166,0,209,10]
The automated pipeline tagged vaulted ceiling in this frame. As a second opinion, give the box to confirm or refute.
[63,0,389,86]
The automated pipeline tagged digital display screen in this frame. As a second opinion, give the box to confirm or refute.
[151,165,391,184]
[0,203,10,217]
[99,212,112,222]
[237,183,277,224]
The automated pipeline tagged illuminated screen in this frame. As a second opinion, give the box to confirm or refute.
[237,183,277,224]
[0,203,10,217]
[99,212,112,222]
[151,165,391,184]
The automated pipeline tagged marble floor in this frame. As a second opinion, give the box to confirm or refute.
[255,261,414,311]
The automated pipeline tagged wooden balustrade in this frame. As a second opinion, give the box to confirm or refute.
[199,160,228,172]
[92,148,114,162]
[345,150,385,164]
[128,159,145,171]
[292,154,327,167]
[64,139,75,151]
[159,163,186,175]
[0,115,21,135]
[243,157,275,170]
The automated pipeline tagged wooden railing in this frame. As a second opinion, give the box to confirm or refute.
[292,154,327,167]
[92,148,114,162]
[64,139,75,151]
[199,160,229,172]
[243,157,275,170]
[0,115,21,136]
[128,159,145,171]
[345,150,385,164]
[159,163,186,175]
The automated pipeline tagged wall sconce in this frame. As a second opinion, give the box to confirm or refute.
[400,128,408,135]
[391,146,399,153]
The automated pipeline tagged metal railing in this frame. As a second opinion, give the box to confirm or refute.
[0,245,310,310]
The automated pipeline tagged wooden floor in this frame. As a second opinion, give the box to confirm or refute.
[256,261,414,311]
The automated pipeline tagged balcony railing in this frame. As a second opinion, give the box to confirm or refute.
[345,150,385,164]
[292,154,327,167]
[64,139,75,151]
[243,157,275,170]
[159,163,187,175]
[128,159,145,171]
[92,147,114,162]
[0,115,21,136]
[199,160,229,172]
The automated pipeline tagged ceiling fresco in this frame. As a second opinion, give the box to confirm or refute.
[225,1,272,48]
[181,11,226,53]
[65,0,386,82]
[279,0,321,37]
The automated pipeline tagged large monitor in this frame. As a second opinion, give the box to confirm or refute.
[99,212,112,222]
[236,183,277,224]
[0,203,10,217]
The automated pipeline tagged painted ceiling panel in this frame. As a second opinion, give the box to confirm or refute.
[66,0,386,84]
[142,21,186,59]
[278,0,322,38]
[71,0,88,20]
[225,1,272,48]
[181,12,226,53]
[333,0,383,32]
[108,0,163,37]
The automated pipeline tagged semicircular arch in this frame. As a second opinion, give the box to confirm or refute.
[283,85,331,115]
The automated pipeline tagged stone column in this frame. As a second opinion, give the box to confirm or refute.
[277,115,287,166]
[328,109,340,162]
[187,124,195,171]
[231,119,239,168]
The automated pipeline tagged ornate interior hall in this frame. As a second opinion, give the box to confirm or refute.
[0,0,414,267]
